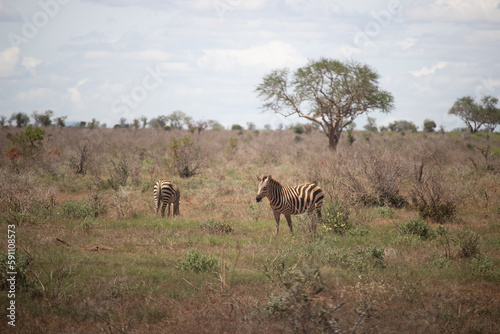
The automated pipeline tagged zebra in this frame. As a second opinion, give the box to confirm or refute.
[154,180,180,218]
[255,175,324,234]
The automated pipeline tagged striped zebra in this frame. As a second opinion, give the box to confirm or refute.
[256,175,324,234]
[154,180,180,218]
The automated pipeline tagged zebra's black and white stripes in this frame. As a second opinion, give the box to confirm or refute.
[256,175,324,233]
[154,179,181,218]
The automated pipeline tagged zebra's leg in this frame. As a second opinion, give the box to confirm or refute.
[160,203,166,217]
[316,205,322,219]
[284,213,293,233]
[167,203,171,218]
[273,211,281,234]
[173,201,180,216]
[309,204,322,233]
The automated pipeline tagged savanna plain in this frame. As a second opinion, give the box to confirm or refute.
[1,126,499,333]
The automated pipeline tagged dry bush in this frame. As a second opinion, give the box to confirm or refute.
[64,128,107,175]
[69,142,92,175]
[169,135,204,178]
[106,154,142,189]
[0,170,56,224]
[265,265,370,334]
[454,229,481,258]
[409,140,463,222]
[110,187,146,219]
[316,143,409,208]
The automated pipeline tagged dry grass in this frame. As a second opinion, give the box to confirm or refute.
[0,127,499,333]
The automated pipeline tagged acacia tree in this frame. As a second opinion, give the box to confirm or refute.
[481,96,500,132]
[423,119,437,133]
[448,95,500,133]
[55,116,67,128]
[9,112,30,128]
[256,58,394,150]
[388,120,417,133]
[32,110,54,127]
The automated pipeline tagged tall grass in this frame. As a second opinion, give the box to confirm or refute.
[0,127,499,333]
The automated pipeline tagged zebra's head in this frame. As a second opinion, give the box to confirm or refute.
[256,175,271,202]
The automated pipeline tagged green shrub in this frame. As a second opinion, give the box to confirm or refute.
[59,200,95,219]
[9,212,36,225]
[200,219,234,235]
[0,251,32,291]
[399,219,431,240]
[226,137,238,155]
[265,265,370,333]
[435,225,453,258]
[331,246,385,271]
[292,124,303,134]
[416,202,457,223]
[454,229,481,258]
[176,250,217,273]
[467,255,498,280]
[427,252,451,268]
[265,295,287,315]
[321,203,351,235]
[263,251,290,283]
[376,206,395,218]
[8,125,45,157]
[369,246,385,261]
[347,129,355,145]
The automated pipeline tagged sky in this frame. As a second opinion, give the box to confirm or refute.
[0,0,499,130]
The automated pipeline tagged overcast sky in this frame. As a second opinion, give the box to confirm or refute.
[1,0,499,130]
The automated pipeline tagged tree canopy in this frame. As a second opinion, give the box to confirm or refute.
[256,58,394,150]
[388,120,417,133]
[9,112,30,128]
[423,119,437,133]
[448,95,500,133]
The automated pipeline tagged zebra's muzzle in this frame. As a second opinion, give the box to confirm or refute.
[256,197,262,203]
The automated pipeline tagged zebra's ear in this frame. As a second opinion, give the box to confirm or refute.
[257,175,262,182]
[267,175,272,181]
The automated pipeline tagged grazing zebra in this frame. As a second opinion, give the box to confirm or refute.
[255,175,324,234]
[154,180,180,218]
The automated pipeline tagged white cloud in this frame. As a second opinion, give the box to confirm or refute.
[67,79,90,104]
[0,0,19,21]
[123,50,171,62]
[16,88,55,102]
[0,0,498,130]
[406,0,500,23]
[464,29,500,44]
[410,62,448,77]
[21,57,43,76]
[0,47,20,77]
[396,38,417,51]
[67,87,82,104]
[83,49,171,62]
[186,0,267,11]
[285,0,342,14]
[197,41,307,71]
[474,74,500,99]
[91,81,127,103]
[83,51,113,60]
[158,62,192,72]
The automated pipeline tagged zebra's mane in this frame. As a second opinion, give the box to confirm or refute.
[266,175,282,187]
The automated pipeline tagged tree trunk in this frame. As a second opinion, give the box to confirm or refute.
[327,128,341,151]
